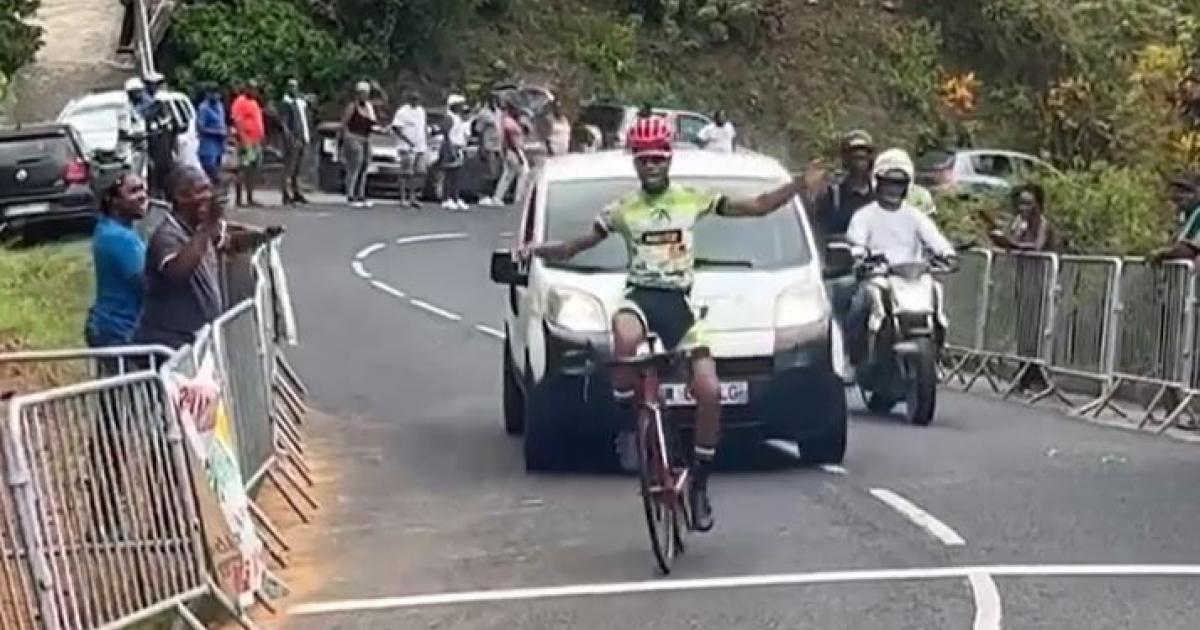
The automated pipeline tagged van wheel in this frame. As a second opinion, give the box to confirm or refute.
[502,339,524,436]
[523,373,569,472]
[800,369,848,465]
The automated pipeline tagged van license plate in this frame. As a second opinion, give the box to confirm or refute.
[661,381,749,407]
[5,202,49,217]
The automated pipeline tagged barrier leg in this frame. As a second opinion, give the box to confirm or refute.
[206,577,257,630]
[276,463,319,511]
[176,601,206,630]
[247,499,292,553]
[268,468,312,524]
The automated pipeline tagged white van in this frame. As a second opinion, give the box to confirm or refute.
[490,149,849,471]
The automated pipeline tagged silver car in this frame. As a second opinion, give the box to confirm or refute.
[916,148,1059,197]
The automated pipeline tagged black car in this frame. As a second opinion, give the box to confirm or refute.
[0,124,95,238]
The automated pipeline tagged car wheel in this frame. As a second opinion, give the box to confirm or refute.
[503,338,525,436]
[800,368,848,465]
[523,367,570,472]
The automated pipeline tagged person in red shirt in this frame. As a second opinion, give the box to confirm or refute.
[230,80,266,207]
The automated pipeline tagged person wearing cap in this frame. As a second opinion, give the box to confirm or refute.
[390,91,427,208]
[813,130,877,241]
[440,94,471,211]
[279,78,313,205]
[231,79,266,207]
[140,72,183,197]
[340,81,378,208]
[120,77,149,178]
[1150,175,1200,262]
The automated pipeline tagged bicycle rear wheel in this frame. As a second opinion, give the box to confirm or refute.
[637,406,677,574]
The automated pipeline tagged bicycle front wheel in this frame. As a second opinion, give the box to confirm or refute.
[637,407,677,574]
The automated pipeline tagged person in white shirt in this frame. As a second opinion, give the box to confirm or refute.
[440,94,471,211]
[391,92,428,208]
[844,149,955,366]
[545,101,571,156]
[698,109,736,152]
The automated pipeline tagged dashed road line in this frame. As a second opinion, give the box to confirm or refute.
[369,280,407,300]
[869,488,966,546]
[474,324,505,340]
[289,563,1200,616]
[351,261,370,279]
[409,299,463,322]
[819,464,848,475]
[355,242,386,260]
[395,232,469,246]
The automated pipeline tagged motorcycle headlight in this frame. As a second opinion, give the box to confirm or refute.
[774,284,828,350]
[546,287,608,334]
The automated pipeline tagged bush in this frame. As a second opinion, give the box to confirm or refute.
[1042,165,1171,255]
[0,0,41,79]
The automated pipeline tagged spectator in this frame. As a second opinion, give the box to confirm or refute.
[477,93,504,204]
[134,167,281,349]
[989,183,1052,251]
[546,101,571,156]
[390,91,427,209]
[141,72,181,198]
[120,77,148,178]
[812,129,877,241]
[698,109,737,152]
[196,84,227,183]
[86,173,149,356]
[440,94,471,211]
[1150,175,1200,262]
[340,81,377,208]
[231,80,266,207]
[489,101,527,206]
[279,78,313,206]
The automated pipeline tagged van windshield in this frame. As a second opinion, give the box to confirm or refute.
[543,177,811,272]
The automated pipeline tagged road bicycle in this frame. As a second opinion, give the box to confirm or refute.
[611,334,693,574]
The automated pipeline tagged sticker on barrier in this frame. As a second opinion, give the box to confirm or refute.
[167,350,266,610]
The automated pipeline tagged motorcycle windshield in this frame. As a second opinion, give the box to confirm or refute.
[889,275,935,314]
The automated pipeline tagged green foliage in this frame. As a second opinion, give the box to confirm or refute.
[0,0,43,78]
[1041,165,1171,254]
[874,18,942,121]
[311,0,488,71]
[167,0,363,100]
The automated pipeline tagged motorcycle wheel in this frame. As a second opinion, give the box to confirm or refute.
[905,337,938,426]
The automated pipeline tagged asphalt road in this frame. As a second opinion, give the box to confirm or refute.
[250,198,1200,629]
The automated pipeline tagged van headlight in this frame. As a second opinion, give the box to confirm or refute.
[774,284,828,350]
[547,287,608,333]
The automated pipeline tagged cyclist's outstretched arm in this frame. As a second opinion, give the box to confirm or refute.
[721,177,805,217]
[528,224,607,261]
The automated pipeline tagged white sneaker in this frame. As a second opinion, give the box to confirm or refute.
[480,196,499,207]
[615,430,638,473]
[441,199,456,210]
[363,199,375,208]
[456,199,470,211]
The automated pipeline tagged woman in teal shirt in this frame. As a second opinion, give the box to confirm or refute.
[86,173,149,349]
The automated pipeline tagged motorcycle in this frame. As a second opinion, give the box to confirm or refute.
[852,251,958,426]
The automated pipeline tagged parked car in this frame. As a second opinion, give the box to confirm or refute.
[0,123,96,238]
[57,88,200,179]
[578,104,714,151]
[916,148,1059,197]
[489,150,848,471]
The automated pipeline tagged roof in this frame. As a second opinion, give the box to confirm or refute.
[543,149,791,183]
[0,122,74,139]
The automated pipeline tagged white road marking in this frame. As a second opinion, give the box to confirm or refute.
[474,324,505,340]
[499,231,514,238]
[869,488,966,546]
[968,572,1003,630]
[819,464,848,475]
[290,563,1200,616]
[409,299,463,322]
[351,261,370,279]
[355,242,386,260]
[369,280,406,300]
[395,232,469,246]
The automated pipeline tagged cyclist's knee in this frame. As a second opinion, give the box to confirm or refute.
[612,311,644,356]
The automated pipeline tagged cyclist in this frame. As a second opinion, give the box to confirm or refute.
[844,148,956,367]
[523,116,804,532]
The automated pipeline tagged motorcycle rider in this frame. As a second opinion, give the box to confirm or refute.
[844,149,956,367]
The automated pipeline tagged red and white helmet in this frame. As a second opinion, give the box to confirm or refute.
[626,115,673,157]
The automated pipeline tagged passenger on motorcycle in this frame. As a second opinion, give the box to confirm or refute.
[844,149,956,368]
[523,116,805,532]
[814,130,877,327]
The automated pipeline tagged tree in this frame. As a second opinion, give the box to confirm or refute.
[0,0,43,77]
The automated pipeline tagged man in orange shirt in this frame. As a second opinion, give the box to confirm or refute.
[231,80,266,207]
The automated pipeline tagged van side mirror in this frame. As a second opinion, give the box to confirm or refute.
[823,242,856,279]
[490,249,529,287]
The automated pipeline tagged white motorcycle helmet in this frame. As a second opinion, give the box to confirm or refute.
[873,148,915,210]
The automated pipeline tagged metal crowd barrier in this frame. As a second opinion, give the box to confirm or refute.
[0,238,312,629]
[942,249,1200,434]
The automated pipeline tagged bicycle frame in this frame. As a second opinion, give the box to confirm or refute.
[634,362,690,508]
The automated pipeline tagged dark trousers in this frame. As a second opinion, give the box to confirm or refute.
[443,166,461,201]
[282,140,306,201]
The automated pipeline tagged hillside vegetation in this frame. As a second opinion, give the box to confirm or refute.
[165,0,1200,253]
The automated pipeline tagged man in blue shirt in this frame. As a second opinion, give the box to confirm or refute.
[86,174,149,354]
[196,84,228,182]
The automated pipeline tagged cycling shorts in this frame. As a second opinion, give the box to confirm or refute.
[618,286,709,352]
